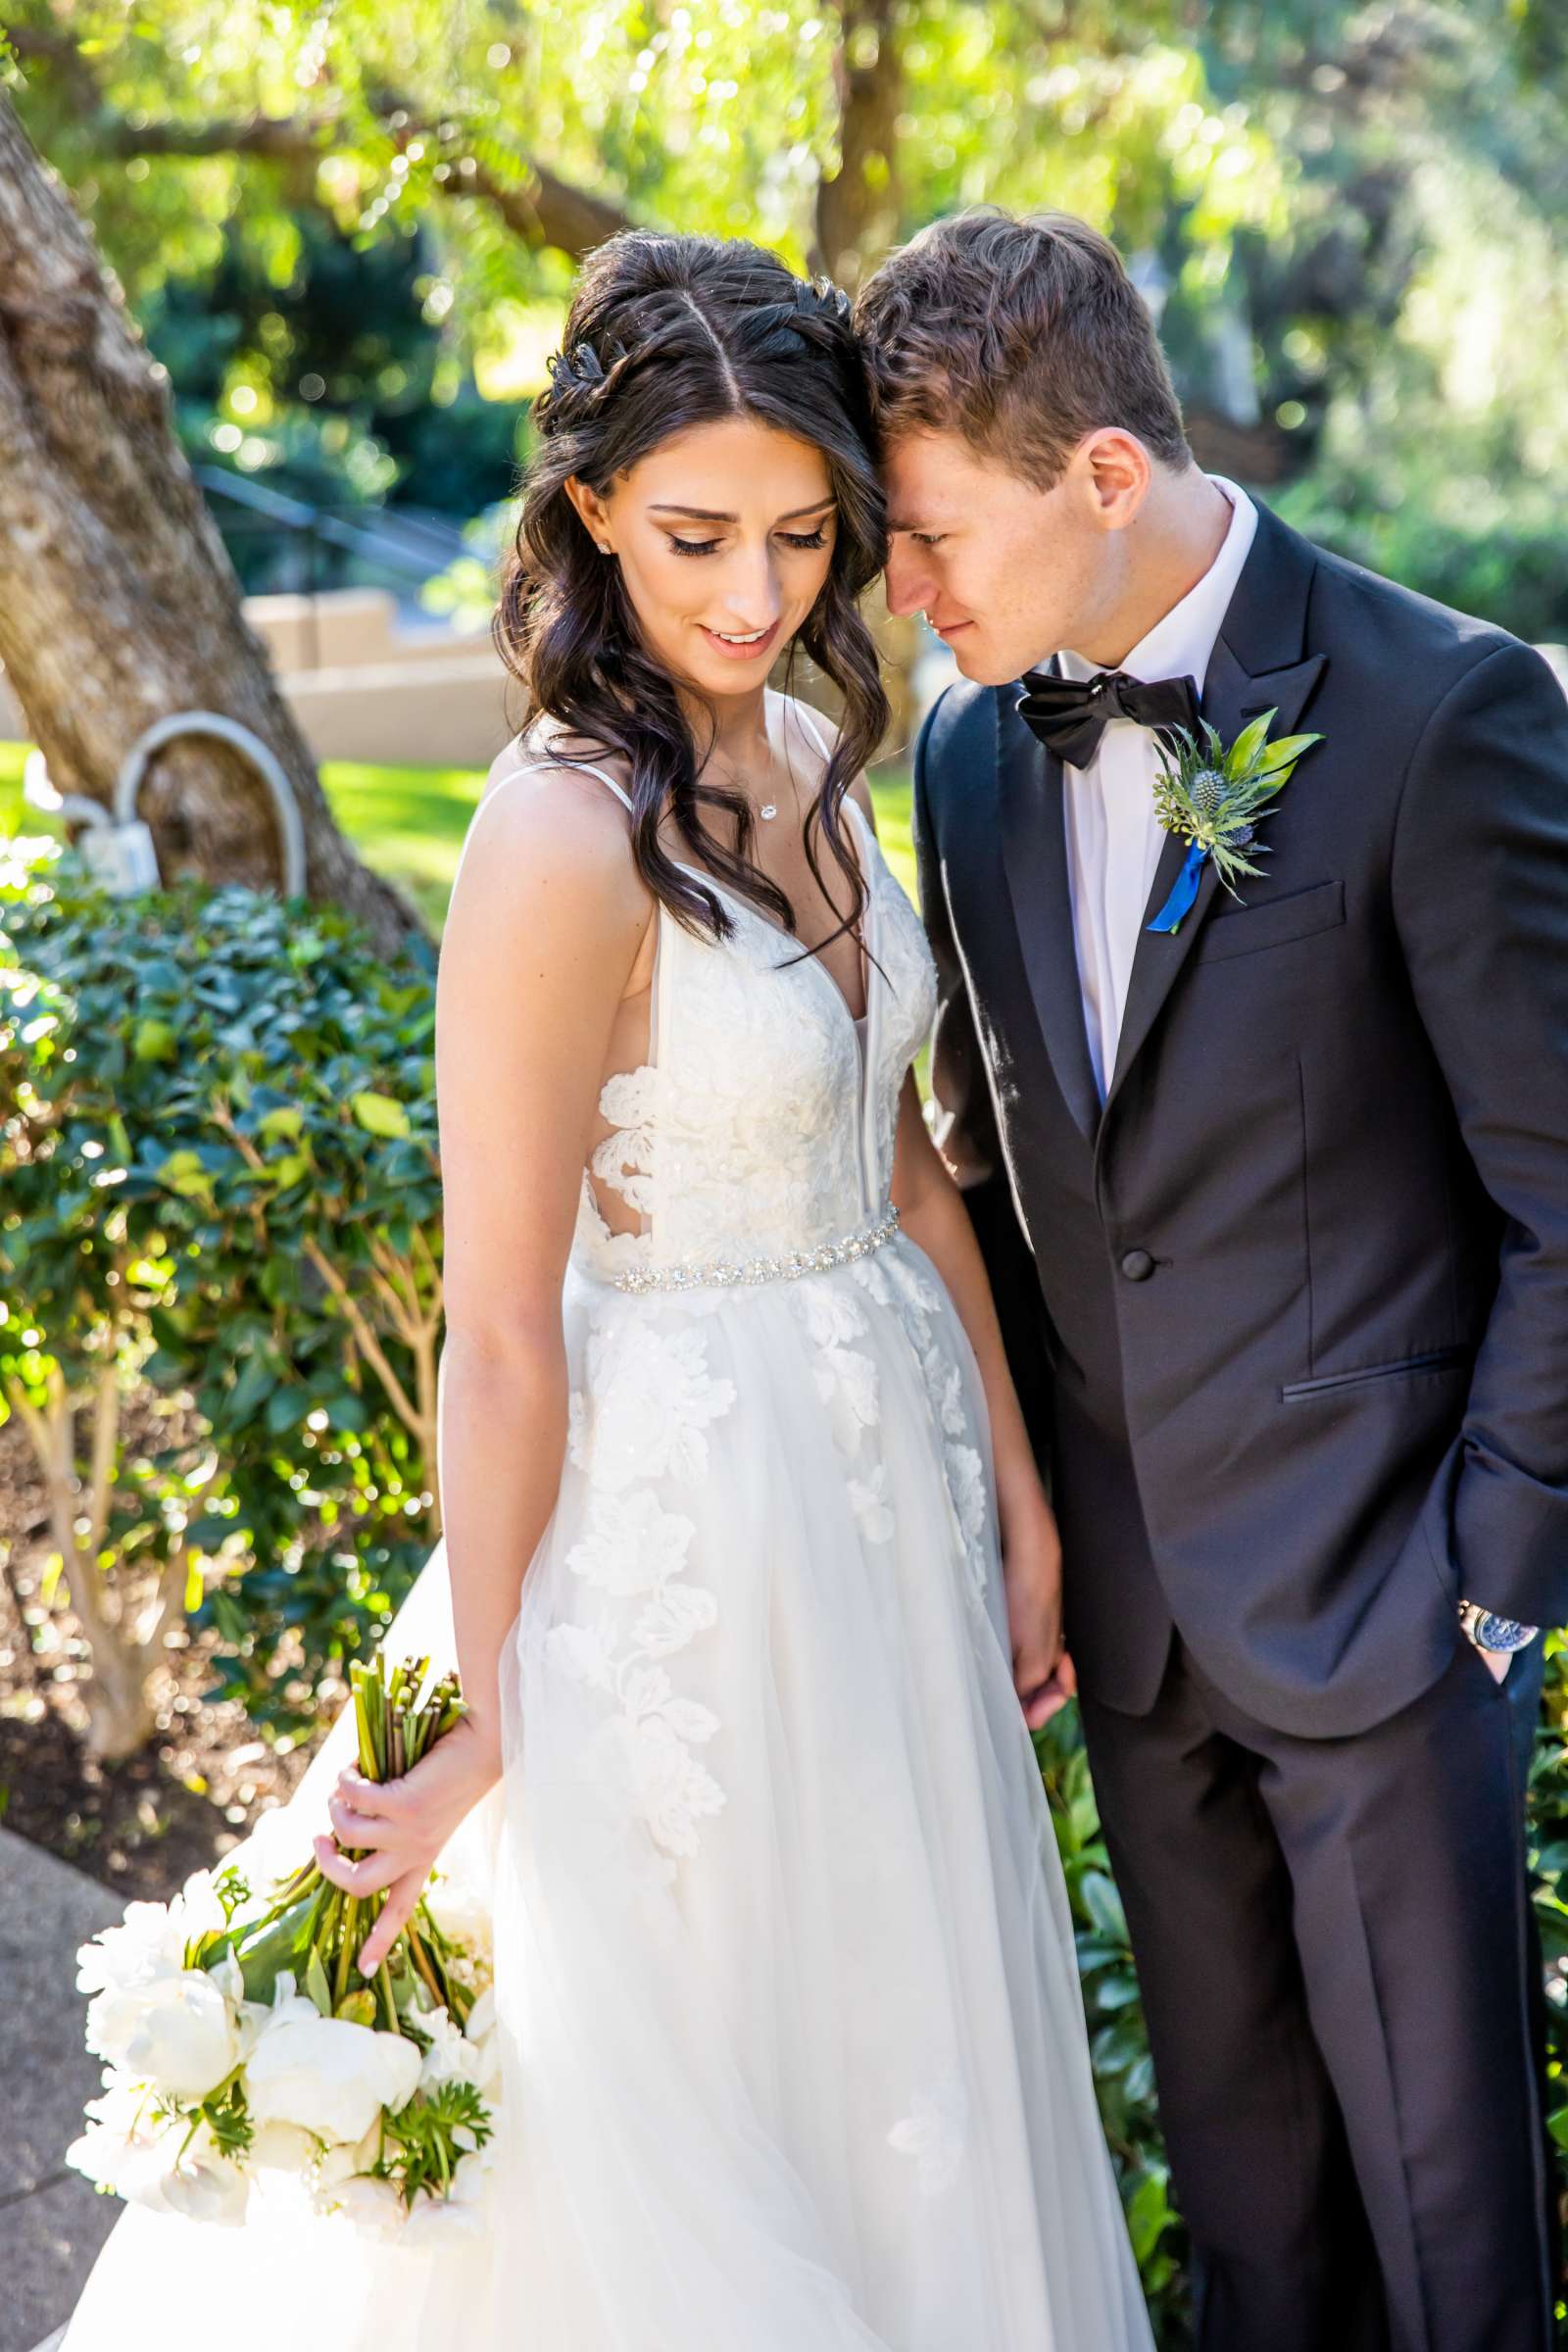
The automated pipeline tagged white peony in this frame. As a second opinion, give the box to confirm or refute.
[86,1970,241,2100]
[246,2010,421,2146]
[399,2179,484,2245]
[68,2074,181,2196]
[415,2004,486,2094]
[169,1869,234,1942]
[75,1902,190,2000]
[69,2079,249,2224]
[244,2116,335,2221]
[311,2125,382,2193]
[324,2174,408,2237]
[158,2153,251,2228]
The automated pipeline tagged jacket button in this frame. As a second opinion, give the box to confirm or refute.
[1119,1249,1155,1282]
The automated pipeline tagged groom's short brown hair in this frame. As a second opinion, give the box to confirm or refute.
[855,208,1191,489]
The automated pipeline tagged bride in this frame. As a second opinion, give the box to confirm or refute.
[61,229,1152,2350]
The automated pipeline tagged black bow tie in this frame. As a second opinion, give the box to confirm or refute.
[1016,666,1200,768]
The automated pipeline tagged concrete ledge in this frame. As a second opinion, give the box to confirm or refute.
[278,651,512,768]
[0,1833,122,2352]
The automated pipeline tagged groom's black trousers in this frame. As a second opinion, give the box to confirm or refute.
[1078,1634,1554,2352]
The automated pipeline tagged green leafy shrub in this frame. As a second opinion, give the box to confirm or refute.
[0,835,440,1748]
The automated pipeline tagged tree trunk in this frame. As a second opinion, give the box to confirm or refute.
[0,93,425,956]
[814,0,903,287]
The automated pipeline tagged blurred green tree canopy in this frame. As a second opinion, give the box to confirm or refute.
[4,0,1568,635]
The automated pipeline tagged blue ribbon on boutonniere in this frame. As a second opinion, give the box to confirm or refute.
[1149,843,1208,934]
[1146,709,1324,935]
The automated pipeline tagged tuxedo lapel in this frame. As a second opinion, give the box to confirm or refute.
[1102,502,1329,1120]
[993,683,1102,1144]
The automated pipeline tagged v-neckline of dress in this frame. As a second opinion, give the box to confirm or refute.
[669,796,876,1038]
[669,804,881,1216]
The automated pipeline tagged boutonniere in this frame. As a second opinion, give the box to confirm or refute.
[1147,709,1323,934]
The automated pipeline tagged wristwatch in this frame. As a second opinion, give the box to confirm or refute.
[1458,1599,1539,1656]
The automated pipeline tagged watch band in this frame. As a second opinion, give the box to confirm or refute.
[1457,1599,1539,1654]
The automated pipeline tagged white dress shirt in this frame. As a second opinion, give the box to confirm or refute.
[1053,475,1258,1101]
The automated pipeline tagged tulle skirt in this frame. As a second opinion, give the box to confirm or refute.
[61,1235,1152,2351]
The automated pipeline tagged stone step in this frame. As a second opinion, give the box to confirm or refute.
[0,1833,123,2352]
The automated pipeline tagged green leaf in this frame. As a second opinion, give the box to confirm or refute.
[1248,730,1323,780]
[227,1352,277,1423]
[305,1947,334,2017]
[266,1383,309,1435]
[264,1151,312,1191]
[133,1017,178,1064]
[1225,710,1276,778]
[352,1092,412,1141]
[256,1104,305,1142]
[1125,2169,1173,2265]
[1080,1869,1129,1943]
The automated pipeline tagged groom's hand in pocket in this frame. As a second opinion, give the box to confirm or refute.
[1001,1488,1075,1730]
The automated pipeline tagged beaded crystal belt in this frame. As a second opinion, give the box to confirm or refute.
[609,1201,901,1297]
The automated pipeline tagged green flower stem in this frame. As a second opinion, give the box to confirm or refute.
[334,1897,361,2002]
[406,1931,446,2012]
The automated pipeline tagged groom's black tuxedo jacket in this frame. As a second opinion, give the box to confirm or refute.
[913,495,1568,1736]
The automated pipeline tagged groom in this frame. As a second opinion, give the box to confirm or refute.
[857,210,1566,2350]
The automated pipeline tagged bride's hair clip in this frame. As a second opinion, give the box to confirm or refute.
[540,337,628,428]
[793,276,853,332]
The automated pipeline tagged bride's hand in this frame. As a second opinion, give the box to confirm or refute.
[1000,1485,1076,1732]
[313,1715,503,1976]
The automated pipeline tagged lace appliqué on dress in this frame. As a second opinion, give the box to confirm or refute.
[547,1315,735,1868]
[887,2067,969,2199]
[851,1251,990,1611]
[590,1065,658,1218]
[788,1276,894,1546]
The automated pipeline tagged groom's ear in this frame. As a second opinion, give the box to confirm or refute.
[1079,428,1152,532]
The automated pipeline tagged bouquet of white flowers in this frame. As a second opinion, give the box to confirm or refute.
[69,1656,500,2242]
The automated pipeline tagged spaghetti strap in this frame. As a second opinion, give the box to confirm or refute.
[784,697,835,764]
[481,744,636,817]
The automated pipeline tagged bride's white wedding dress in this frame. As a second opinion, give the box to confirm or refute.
[61,700,1152,2351]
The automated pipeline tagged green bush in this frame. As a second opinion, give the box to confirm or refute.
[0,834,440,1747]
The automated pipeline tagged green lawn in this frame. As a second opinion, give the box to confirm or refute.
[0,743,916,936]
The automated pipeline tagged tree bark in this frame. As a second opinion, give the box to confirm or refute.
[814,0,903,286]
[0,92,425,954]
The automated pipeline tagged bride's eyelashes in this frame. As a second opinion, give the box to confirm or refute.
[665,528,832,558]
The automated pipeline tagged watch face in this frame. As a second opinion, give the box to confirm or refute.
[1475,1611,1532,1653]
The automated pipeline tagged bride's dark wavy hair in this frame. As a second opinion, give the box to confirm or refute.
[492,229,891,952]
